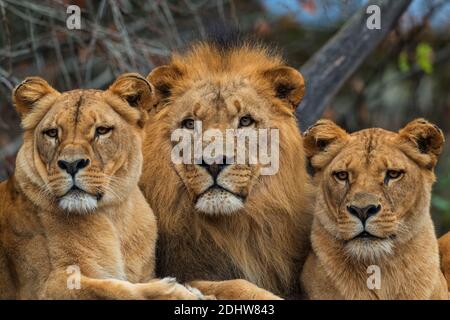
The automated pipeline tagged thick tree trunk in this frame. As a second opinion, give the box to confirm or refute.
[297,0,412,131]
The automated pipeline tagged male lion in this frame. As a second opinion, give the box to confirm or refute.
[0,74,203,299]
[140,41,313,298]
[300,119,448,299]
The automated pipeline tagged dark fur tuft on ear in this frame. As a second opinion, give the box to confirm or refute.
[303,120,347,155]
[108,73,153,111]
[107,73,154,128]
[147,65,183,111]
[13,77,59,116]
[275,83,295,100]
[263,66,305,110]
[398,118,444,169]
[303,119,349,172]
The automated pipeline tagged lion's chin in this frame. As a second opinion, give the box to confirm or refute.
[345,238,395,262]
[195,189,244,215]
[58,190,98,214]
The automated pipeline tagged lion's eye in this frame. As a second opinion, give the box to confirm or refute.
[96,126,113,136]
[181,118,195,130]
[43,128,58,138]
[386,170,403,181]
[239,115,255,128]
[334,171,349,181]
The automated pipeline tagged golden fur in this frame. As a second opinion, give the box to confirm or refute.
[140,42,313,298]
[300,119,448,299]
[439,231,450,289]
[0,74,204,299]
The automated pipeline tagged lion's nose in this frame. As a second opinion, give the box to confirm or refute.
[199,157,229,179]
[347,204,381,223]
[58,159,90,176]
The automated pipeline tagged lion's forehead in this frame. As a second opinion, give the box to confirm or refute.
[55,89,109,110]
[176,78,269,122]
[54,89,103,105]
[335,129,408,170]
[45,90,115,126]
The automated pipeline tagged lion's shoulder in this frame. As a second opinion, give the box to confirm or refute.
[0,177,21,217]
[439,232,450,289]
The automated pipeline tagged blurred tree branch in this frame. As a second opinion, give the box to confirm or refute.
[297,0,413,130]
[345,0,448,130]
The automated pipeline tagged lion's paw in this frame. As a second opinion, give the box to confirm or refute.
[140,278,209,300]
[190,279,283,300]
[185,285,216,300]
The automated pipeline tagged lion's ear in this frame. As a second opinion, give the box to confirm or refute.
[303,119,349,172]
[398,119,444,170]
[263,66,305,110]
[13,77,59,116]
[108,73,153,111]
[147,65,183,112]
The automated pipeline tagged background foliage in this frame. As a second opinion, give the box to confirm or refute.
[0,0,449,234]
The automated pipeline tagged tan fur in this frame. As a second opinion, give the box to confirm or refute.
[140,42,313,298]
[190,279,281,300]
[301,119,448,300]
[439,231,450,289]
[0,74,203,300]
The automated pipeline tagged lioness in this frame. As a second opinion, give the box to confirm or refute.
[0,74,203,299]
[300,119,448,299]
[439,231,450,289]
[140,41,313,298]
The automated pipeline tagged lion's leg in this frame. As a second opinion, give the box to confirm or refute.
[40,270,205,300]
[189,279,282,300]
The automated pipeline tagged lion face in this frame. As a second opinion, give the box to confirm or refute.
[13,74,153,213]
[146,43,305,215]
[165,80,274,214]
[304,119,444,261]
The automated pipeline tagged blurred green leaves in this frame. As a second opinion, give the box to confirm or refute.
[398,42,434,74]
[416,42,433,74]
